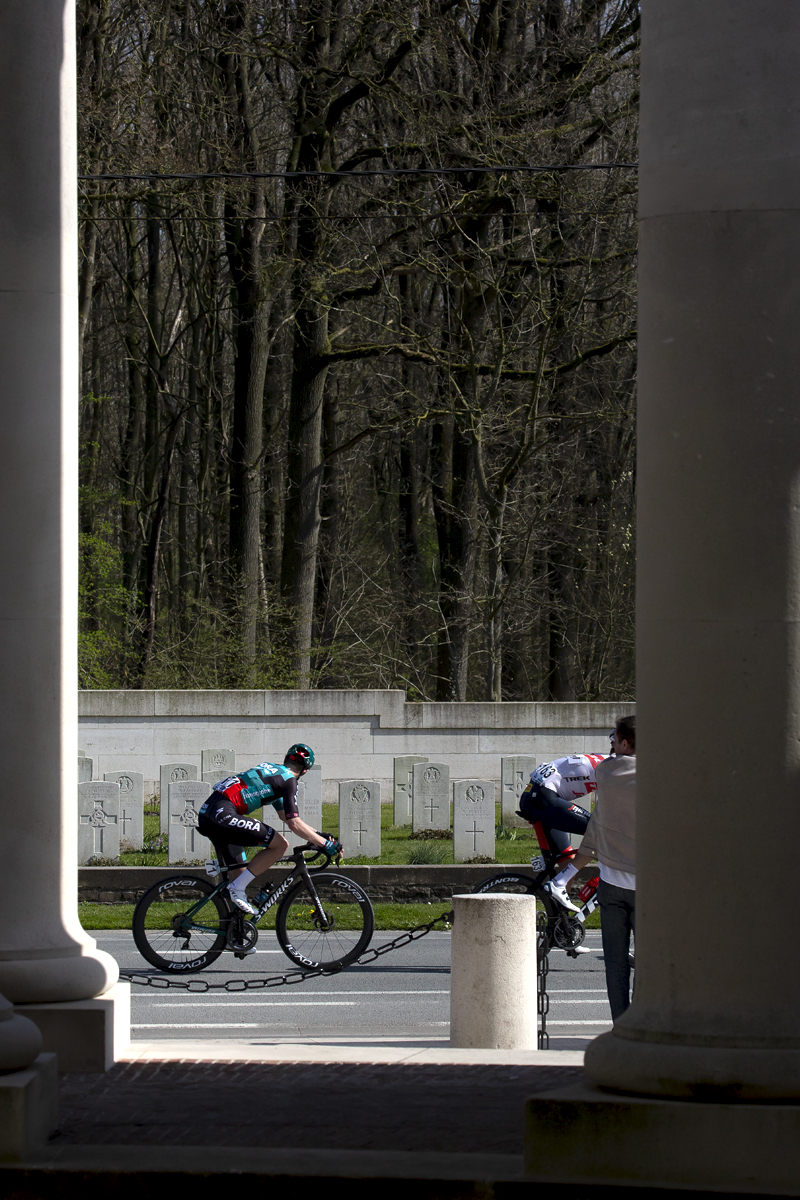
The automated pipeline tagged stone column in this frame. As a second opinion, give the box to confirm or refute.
[0,3,117,1005]
[525,6,800,1187]
[583,0,800,1099]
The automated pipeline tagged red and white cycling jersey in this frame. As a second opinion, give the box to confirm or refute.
[530,754,609,801]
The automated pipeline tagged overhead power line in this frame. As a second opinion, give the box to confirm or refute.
[78,162,638,182]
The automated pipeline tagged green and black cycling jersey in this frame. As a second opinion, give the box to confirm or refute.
[197,763,299,868]
[211,762,299,819]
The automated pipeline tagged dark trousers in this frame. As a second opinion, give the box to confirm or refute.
[598,879,635,1022]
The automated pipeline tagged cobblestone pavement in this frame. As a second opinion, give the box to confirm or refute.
[52,1061,584,1153]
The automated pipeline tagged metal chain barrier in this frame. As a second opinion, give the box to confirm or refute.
[119,909,454,993]
[537,912,550,1049]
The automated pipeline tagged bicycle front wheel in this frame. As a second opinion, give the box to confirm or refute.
[132,875,229,972]
[275,873,374,970]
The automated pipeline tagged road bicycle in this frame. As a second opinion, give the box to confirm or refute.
[472,847,601,958]
[132,843,374,974]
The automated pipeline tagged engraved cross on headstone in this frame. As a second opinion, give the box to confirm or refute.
[353,821,368,846]
[425,797,439,823]
[79,802,117,855]
[467,820,484,853]
[172,803,200,853]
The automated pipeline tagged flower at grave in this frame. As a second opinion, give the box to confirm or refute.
[350,784,370,803]
[423,767,440,783]
[89,803,108,827]
[466,785,485,804]
[180,804,198,826]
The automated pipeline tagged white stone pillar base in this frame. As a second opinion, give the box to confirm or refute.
[0,1053,58,1162]
[0,948,119,1006]
[0,995,42,1071]
[587,1028,800,1101]
[17,982,130,1073]
[449,893,538,1050]
[526,1078,800,1193]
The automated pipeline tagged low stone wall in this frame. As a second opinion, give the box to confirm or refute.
[78,689,632,803]
[78,863,597,905]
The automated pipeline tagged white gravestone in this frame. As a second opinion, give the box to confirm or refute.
[412,762,450,832]
[104,771,144,850]
[78,755,93,784]
[78,781,120,863]
[338,780,381,858]
[201,748,235,783]
[501,755,538,829]
[168,781,213,864]
[283,767,323,850]
[159,762,198,834]
[393,756,427,825]
[453,779,496,863]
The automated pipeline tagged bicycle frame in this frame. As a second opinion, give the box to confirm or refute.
[518,848,599,951]
[179,845,333,937]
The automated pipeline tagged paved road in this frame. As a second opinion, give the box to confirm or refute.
[94,927,615,1050]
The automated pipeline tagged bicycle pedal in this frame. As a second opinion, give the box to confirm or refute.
[233,946,257,959]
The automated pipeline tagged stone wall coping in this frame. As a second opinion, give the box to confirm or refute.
[78,863,534,889]
[79,689,631,730]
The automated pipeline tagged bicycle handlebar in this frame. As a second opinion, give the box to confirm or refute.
[277,842,333,868]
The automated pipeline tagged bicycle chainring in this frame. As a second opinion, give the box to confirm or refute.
[226,920,259,953]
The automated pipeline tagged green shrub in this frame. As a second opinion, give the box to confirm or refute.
[405,842,448,865]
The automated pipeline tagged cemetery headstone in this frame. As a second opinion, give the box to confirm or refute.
[78,755,93,784]
[338,779,381,858]
[393,756,428,825]
[168,781,213,864]
[453,779,496,862]
[284,765,323,850]
[201,748,235,783]
[78,748,85,757]
[78,781,120,863]
[412,762,450,833]
[500,756,538,829]
[104,771,144,851]
[159,762,198,834]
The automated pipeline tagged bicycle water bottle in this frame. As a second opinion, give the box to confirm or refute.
[253,886,271,906]
[578,874,599,903]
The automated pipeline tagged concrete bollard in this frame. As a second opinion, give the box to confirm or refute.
[449,893,539,1050]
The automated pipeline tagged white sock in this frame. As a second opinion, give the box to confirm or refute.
[230,867,255,892]
[553,863,578,889]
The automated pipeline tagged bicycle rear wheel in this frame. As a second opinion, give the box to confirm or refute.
[471,872,536,896]
[275,873,374,970]
[471,872,546,955]
[132,876,229,972]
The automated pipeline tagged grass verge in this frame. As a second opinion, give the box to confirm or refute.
[80,899,600,933]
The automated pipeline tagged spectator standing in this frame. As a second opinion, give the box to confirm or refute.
[564,716,636,1020]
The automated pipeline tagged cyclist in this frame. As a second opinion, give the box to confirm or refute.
[197,743,342,917]
[518,751,608,912]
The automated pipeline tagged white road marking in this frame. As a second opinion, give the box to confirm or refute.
[133,990,449,1000]
[136,1000,361,1008]
[547,1020,613,1026]
[545,999,609,1005]
[133,1024,262,1029]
